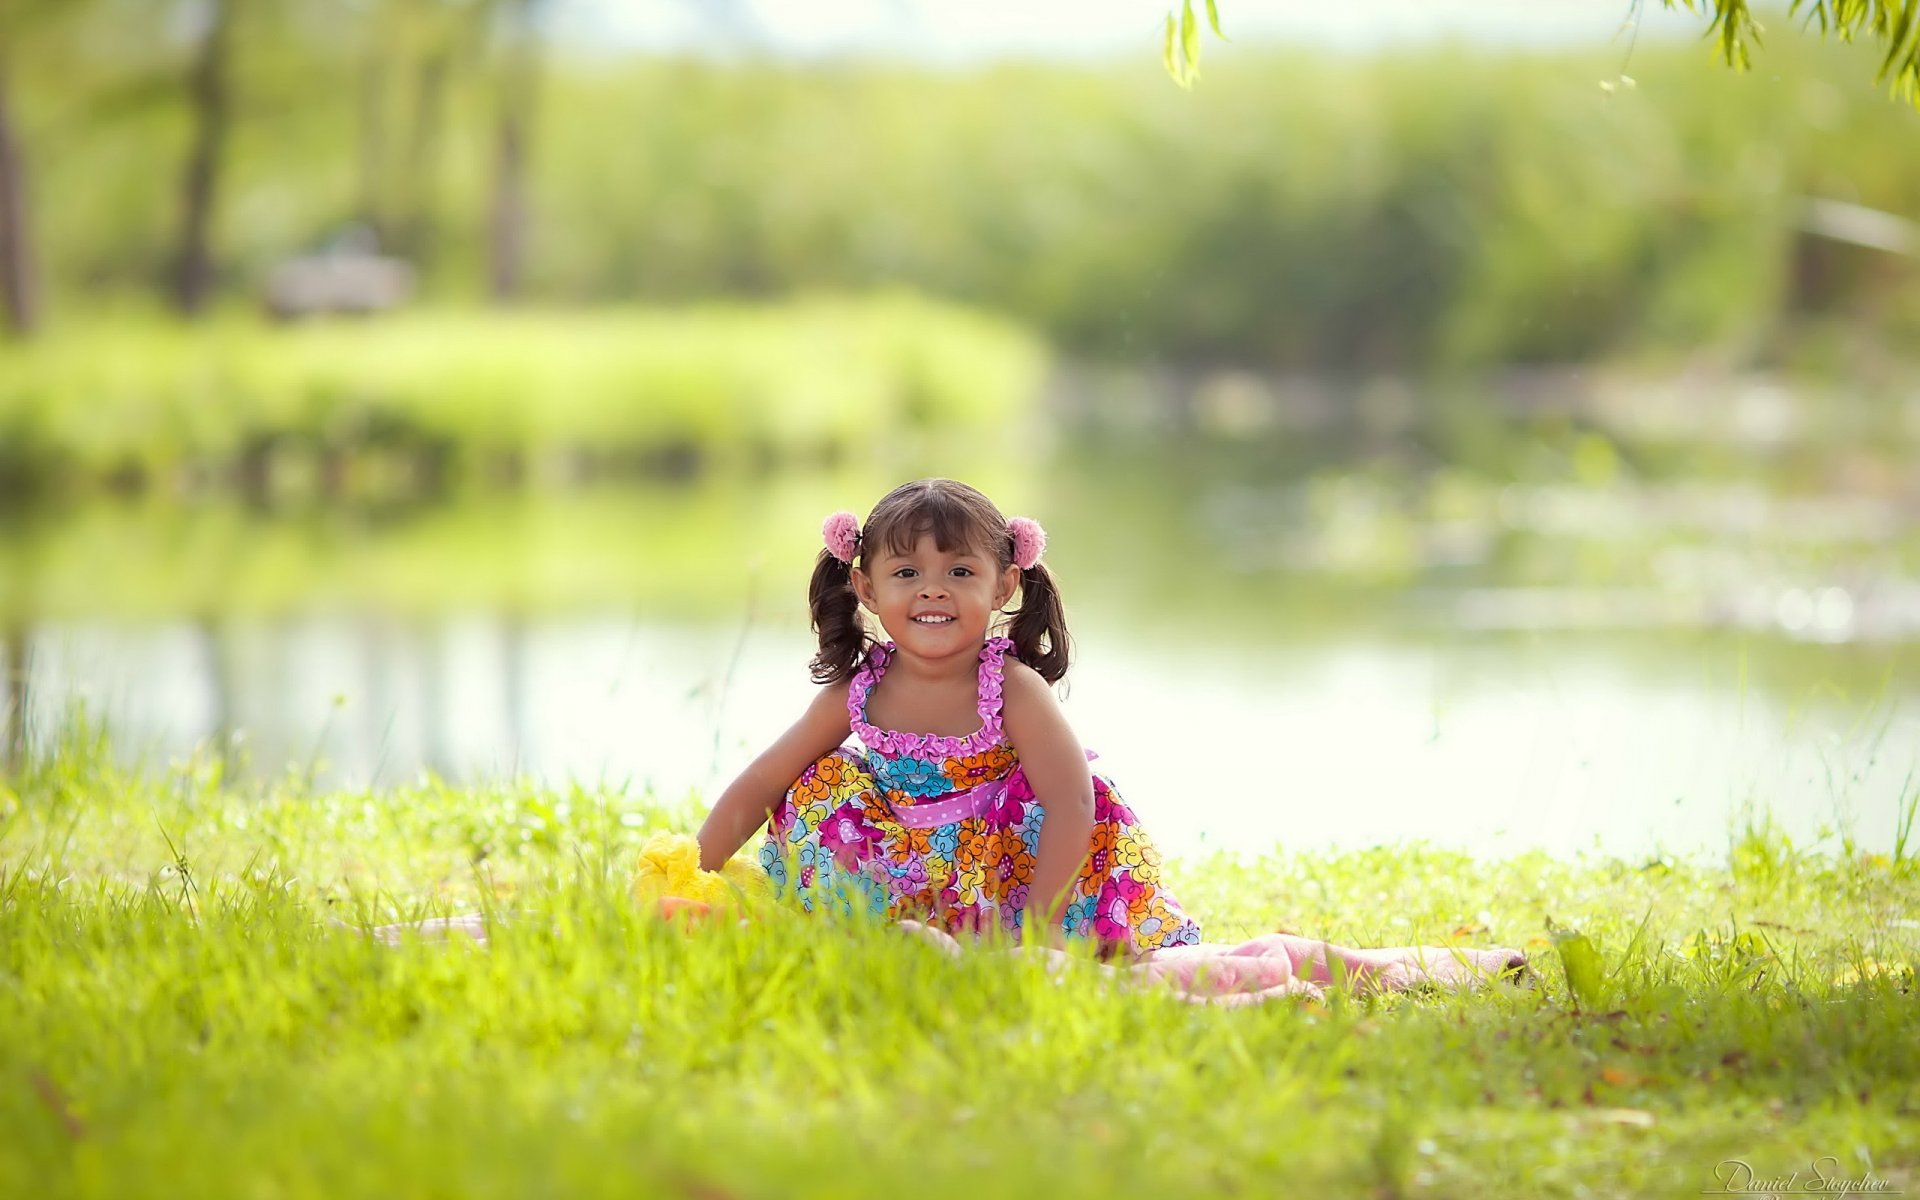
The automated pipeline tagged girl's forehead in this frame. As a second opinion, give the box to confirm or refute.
[874,533,989,561]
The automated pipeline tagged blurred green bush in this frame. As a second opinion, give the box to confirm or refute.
[0,296,1044,498]
[16,34,1918,370]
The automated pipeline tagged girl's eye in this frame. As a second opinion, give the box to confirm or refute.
[951,567,972,577]
[894,568,916,579]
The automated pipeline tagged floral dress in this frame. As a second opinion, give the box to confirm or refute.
[757,636,1203,956]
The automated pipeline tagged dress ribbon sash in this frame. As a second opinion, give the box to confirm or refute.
[884,750,1098,830]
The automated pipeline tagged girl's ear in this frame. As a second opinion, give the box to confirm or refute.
[850,567,876,612]
[996,564,1020,610]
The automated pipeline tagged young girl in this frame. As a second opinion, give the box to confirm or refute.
[696,476,1200,958]
[694,478,1531,1000]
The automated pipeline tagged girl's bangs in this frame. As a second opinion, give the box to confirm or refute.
[873,493,1001,561]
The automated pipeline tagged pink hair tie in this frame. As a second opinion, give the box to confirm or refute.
[1008,516,1047,571]
[822,511,862,563]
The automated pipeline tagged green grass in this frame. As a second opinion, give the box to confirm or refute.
[2,724,1917,1198]
[0,295,1046,500]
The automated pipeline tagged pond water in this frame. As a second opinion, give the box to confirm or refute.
[9,605,1915,865]
[3,443,1916,864]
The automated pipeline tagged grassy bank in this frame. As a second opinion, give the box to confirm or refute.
[0,296,1046,501]
[2,730,1916,1197]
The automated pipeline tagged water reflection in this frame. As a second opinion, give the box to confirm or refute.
[9,612,1914,862]
[4,420,1916,861]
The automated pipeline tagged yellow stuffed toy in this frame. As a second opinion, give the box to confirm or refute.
[631,832,770,922]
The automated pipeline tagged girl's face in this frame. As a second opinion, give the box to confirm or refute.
[851,534,1020,664]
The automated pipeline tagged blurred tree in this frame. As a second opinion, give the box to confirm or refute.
[0,30,36,336]
[0,0,67,337]
[357,0,491,265]
[174,0,236,316]
[487,0,542,302]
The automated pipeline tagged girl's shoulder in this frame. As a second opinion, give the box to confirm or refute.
[801,673,855,729]
[995,653,1057,715]
[999,653,1045,688]
[997,650,1086,762]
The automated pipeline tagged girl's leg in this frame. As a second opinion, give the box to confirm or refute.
[996,937,1323,1002]
[1134,949,1306,996]
[1235,932,1528,993]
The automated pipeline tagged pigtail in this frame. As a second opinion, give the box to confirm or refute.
[1008,561,1071,685]
[808,549,867,684]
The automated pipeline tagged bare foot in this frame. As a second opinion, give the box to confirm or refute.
[1394,946,1532,991]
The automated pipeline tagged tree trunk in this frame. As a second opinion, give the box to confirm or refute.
[0,38,40,336]
[174,0,235,318]
[356,49,390,245]
[487,0,537,303]
[396,49,449,264]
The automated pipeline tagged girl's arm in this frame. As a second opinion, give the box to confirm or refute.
[1000,660,1096,948]
[696,679,853,871]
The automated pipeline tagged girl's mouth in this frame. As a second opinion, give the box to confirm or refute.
[911,615,955,625]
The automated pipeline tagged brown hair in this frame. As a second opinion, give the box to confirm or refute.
[807,478,1073,686]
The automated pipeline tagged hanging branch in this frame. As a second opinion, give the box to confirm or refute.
[1161,0,1225,90]
[1662,1,1920,105]
[1163,1,1920,108]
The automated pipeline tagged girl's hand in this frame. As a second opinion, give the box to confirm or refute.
[697,679,852,871]
[1000,660,1097,934]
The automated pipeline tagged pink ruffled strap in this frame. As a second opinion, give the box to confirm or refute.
[848,636,1015,759]
[846,648,882,730]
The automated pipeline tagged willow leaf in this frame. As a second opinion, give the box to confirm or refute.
[1181,0,1201,79]
[1205,0,1227,40]
[1879,0,1916,82]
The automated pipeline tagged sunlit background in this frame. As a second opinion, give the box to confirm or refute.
[1,0,1916,864]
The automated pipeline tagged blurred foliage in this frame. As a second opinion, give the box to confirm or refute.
[0,296,1045,498]
[3,13,1916,368]
[1660,0,1920,106]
